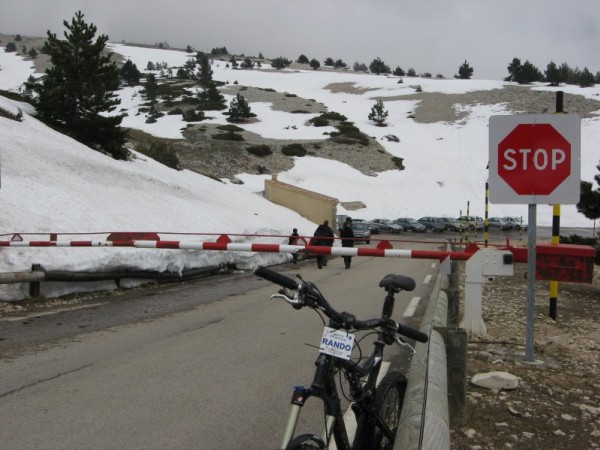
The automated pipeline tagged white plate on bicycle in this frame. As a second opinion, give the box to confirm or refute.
[320,326,355,360]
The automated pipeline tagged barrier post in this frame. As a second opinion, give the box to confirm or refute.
[30,264,42,298]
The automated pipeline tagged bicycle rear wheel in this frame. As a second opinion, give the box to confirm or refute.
[372,371,407,450]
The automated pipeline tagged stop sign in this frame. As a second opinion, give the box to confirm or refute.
[489,114,581,204]
[498,123,570,195]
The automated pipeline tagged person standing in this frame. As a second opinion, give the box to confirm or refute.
[340,218,355,269]
[288,228,300,264]
[312,220,334,269]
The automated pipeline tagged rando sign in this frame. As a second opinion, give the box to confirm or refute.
[489,114,581,204]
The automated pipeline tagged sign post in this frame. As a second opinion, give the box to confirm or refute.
[489,114,580,362]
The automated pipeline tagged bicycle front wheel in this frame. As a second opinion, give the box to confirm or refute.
[372,371,407,450]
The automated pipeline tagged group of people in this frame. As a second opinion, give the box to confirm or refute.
[288,217,355,269]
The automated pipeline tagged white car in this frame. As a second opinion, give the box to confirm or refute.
[503,217,528,230]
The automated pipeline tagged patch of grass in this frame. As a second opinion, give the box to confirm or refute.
[247,144,272,157]
[258,87,276,92]
[321,111,347,121]
[212,132,245,141]
[391,156,405,170]
[135,140,180,170]
[281,143,307,157]
[308,116,330,127]
[290,110,311,114]
[284,92,297,97]
[0,106,22,122]
[217,124,245,132]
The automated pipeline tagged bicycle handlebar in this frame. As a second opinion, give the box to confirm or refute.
[254,265,299,290]
[254,265,428,343]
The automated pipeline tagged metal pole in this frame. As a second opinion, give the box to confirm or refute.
[525,203,537,362]
[484,182,489,247]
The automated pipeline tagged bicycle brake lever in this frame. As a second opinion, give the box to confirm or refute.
[270,293,303,308]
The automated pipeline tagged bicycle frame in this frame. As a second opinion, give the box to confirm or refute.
[278,333,389,450]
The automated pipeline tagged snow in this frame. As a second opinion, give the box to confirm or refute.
[0,44,598,301]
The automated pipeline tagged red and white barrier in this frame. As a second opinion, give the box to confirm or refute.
[0,237,473,261]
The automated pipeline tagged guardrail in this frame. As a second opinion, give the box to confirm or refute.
[396,249,465,450]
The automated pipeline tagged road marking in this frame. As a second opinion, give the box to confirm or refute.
[402,297,421,318]
[0,302,105,322]
[423,274,432,285]
[430,262,437,269]
[330,361,390,450]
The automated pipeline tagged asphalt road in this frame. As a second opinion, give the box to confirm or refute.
[0,241,441,450]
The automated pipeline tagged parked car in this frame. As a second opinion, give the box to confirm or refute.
[351,222,371,244]
[371,219,403,233]
[503,216,528,230]
[394,218,426,233]
[487,217,513,230]
[456,215,484,231]
[417,216,446,232]
[438,217,465,232]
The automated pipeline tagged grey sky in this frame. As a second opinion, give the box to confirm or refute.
[1,0,598,79]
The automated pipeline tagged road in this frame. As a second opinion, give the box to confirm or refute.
[0,241,441,450]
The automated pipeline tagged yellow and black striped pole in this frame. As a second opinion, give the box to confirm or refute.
[549,204,560,320]
[549,91,563,321]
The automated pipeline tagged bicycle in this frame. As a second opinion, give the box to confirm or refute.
[254,266,429,450]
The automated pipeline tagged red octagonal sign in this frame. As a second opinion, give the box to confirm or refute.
[498,123,570,195]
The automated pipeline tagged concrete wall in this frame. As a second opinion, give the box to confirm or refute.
[264,175,339,228]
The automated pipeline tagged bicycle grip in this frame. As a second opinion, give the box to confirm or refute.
[397,324,429,343]
[254,266,299,290]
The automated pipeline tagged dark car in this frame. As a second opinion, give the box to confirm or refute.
[394,218,426,233]
[417,216,446,232]
[351,222,371,244]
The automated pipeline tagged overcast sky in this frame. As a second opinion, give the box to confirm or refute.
[1,0,599,79]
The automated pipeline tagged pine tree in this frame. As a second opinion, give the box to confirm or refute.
[544,61,561,86]
[369,57,390,75]
[33,11,126,159]
[271,57,291,70]
[297,54,309,64]
[310,59,320,70]
[578,67,595,87]
[226,93,254,122]
[197,54,213,86]
[198,83,226,110]
[120,59,141,86]
[368,100,388,126]
[392,66,405,76]
[324,57,335,67]
[457,60,473,79]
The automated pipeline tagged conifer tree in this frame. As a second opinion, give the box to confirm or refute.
[456,60,473,79]
[33,11,126,159]
[310,59,320,70]
[368,99,388,126]
[198,83,226,110]
[226,93,254,122]
[120,59,141,85]
[369,57,390,75]
[545,61,561,86]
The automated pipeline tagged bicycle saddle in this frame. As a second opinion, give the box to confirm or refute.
[379,274,416,292]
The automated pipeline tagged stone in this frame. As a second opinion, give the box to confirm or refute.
[471,371,520,391]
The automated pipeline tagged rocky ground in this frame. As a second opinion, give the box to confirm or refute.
[450,263,600,450]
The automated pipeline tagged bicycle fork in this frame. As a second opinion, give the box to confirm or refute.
[278,384,338,450]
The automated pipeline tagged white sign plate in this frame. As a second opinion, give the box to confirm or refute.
[320,326,355,360]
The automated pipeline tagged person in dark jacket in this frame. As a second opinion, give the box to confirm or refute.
[340,218,354,269]
[288,228,300,263]
[312,220,334,269]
